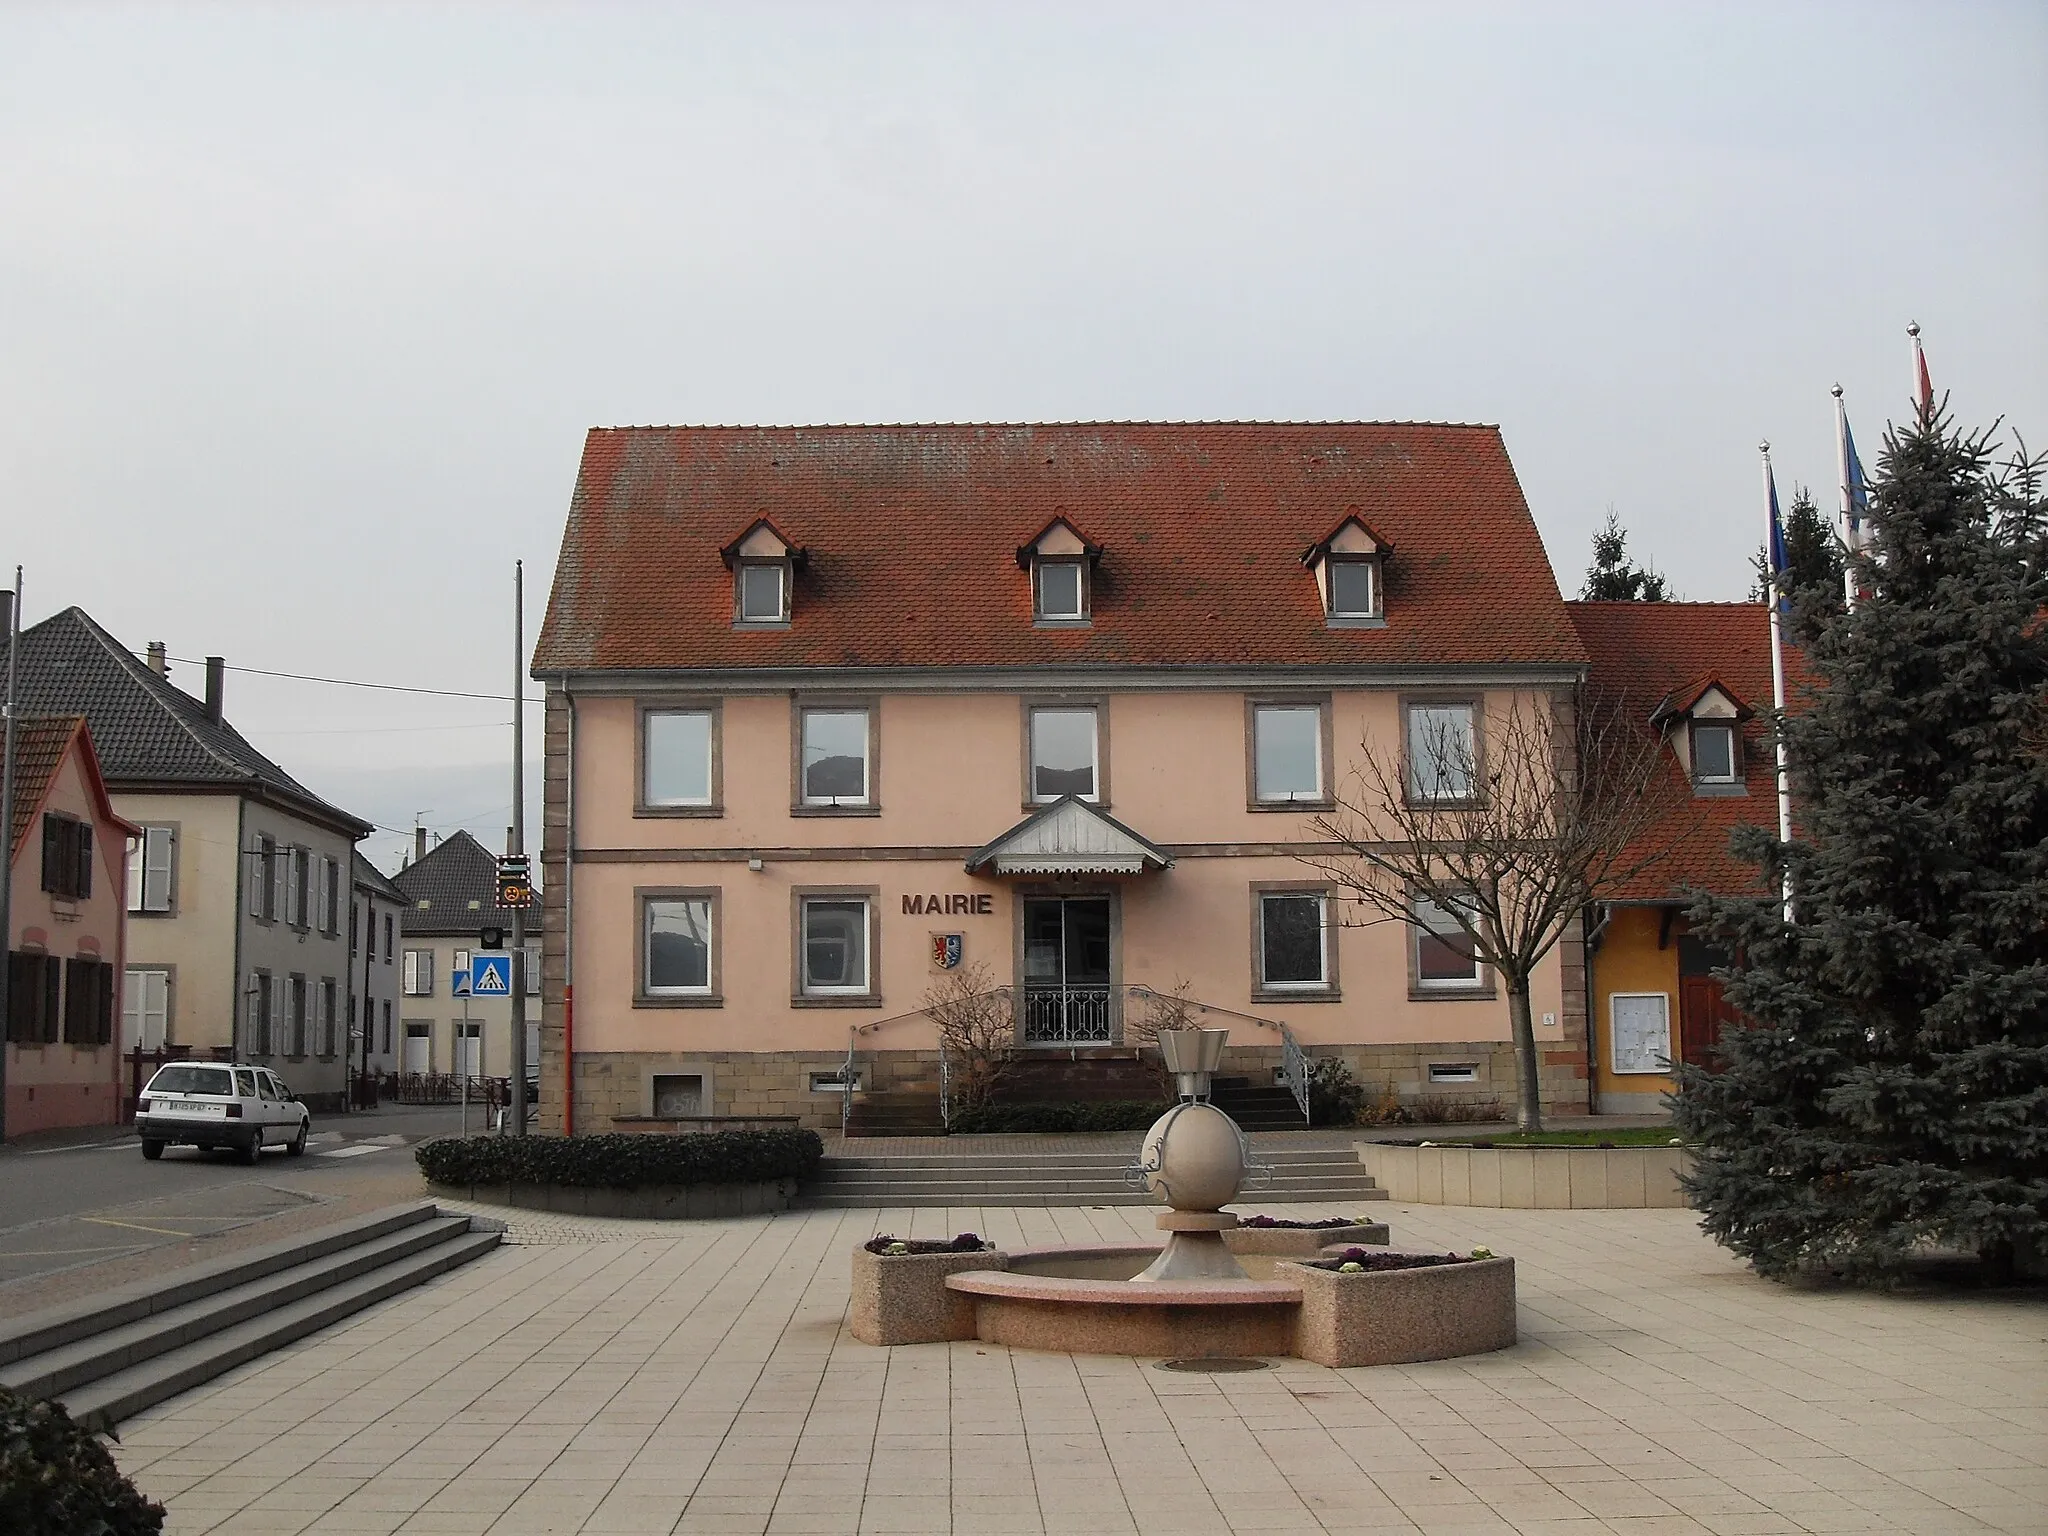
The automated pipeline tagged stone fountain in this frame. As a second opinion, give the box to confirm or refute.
[849,1024,1520,1366]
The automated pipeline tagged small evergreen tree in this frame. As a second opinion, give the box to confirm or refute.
[1748,484,1847,636]
[1673,410,2048,1284]
[1582,508,1672,600]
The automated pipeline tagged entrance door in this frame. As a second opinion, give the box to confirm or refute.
[1678,975,1741,1069]
[1021,897,1113,1044]
[402,1022,431,1075]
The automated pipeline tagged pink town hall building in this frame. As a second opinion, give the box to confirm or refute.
[530,421,1596,1135]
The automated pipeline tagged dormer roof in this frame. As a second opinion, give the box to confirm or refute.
[1649,677,1755,727]
[1302,510,1393,566]
[965,796,1172,877]
[1015,513,1103,569]
[718,516,808,569]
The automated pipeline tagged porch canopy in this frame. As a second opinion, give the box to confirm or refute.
[964,796,1173,877]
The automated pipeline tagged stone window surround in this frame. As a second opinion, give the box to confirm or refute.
[789,695,882,817]
[1399,693,1486,808]
[1248,881,1342,1003]
[790,884,883,1008]
[1242,693,1336,812]
[635,698,725,818]
[634,884,723,1008]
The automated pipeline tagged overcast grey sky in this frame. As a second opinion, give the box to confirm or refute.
[3,2,2043,871]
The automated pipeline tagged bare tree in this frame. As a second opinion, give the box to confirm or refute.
[922,963,1016,1114]
[1299,689,1693,1132]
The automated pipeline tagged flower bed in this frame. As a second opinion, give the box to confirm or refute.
[1301,1247,1476,1273]
[1238,1215,1365,1229]
[850,1241,1009,1345]
[1287,1251,1517,1368]
[862,1232,993,1256]
[415,1129,825,1218]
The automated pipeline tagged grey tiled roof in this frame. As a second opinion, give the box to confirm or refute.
[352,850,408,905]
[390,830,539,937]
[15,606,372,838]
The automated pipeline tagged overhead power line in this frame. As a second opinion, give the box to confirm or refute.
[148,651,544,704]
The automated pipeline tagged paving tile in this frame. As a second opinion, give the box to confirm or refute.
[104,1202,2048,1536]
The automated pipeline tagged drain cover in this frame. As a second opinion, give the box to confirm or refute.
[1153,1357,1271,1373]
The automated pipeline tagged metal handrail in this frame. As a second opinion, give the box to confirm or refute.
[1125,986,1311,1125]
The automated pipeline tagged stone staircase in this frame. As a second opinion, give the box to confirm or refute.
[0,1203,500,1432]
[802,1143,1386,1208]
[843,1089,946,1137]
[1210,1076,1309,1131]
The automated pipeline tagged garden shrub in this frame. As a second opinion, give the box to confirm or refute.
[1306,1058,1366,1126]
[0,1385,165,1536]
[946,1100,1169,1134]
[415,1128,824,1190]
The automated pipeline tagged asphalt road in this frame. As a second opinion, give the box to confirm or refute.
[0,1103,470,1287]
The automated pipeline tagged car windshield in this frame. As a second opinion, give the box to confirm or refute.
[146,1065,234,1096]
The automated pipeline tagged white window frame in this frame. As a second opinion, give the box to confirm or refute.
[128,826,176,914]
[1609,992,1674,1075]
[737,560,789,624]
[1253,704,1324,803]
[1028,706,1101,804]
[799,895,873,997]
[643,707,716,808]
[1405,702,1479,804]
[1691,722,1739,785]
[1033,558,1087,622]
[1257,891,1330,992]
[1325,556,1378,619]
[800,706,873,807]
[643,897,715,997]
[1411,892,1486,992]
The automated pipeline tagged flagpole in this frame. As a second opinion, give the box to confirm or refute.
[1909,320,1932,422]
[1832,384,1857,611]
[1762,443,1795,924]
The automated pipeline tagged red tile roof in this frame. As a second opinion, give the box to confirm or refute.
[534,423,1586,674]
[9,715,138,864]
[1568,601,1804,900]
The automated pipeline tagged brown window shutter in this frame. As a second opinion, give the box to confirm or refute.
[40,954,62,1043]
[95,960,115,1045]
[76,825,94,901]
[5,952,34,1043]
[41,818,62,894]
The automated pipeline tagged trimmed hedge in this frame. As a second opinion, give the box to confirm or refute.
[0,1385,165,1536]
[946,1100,1169,1134]
[415,1129,824,1190]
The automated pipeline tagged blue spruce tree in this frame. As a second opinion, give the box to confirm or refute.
[1673,409,2048,1283]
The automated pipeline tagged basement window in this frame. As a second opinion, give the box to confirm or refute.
[1427,1062,1479,1084]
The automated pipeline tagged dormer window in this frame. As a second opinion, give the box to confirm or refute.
[1304,511,1389,627]
[738,562,787,624]
[1327,558,1377,619]
[720,517,806,629]
[1691,723,1738,785]
[1651,681,1751,797]
[1035,560,1085,621]
[1018,513,1102,627]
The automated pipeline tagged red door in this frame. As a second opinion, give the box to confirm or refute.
[1678,975,1742,1069]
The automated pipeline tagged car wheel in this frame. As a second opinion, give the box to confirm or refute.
[140,1139,165,1161]
[239,1129,263,1165]
[286,1118,308,1157]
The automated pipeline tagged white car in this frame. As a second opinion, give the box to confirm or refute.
[136,1061,311,1163]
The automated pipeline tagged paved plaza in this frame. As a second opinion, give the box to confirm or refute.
[112,1201,2047,1536]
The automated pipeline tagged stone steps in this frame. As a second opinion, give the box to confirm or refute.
[0,1203,500,1432]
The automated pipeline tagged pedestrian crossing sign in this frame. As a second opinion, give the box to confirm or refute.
[469,953,511,996]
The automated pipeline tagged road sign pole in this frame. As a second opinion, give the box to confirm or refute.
[510,560,528,1137]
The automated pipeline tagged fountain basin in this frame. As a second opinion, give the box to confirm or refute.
[947,1246,1300,1358]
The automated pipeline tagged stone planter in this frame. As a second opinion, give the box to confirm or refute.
[429,1178,798,1219]
[1288,1255,1517,1368]
[1223,1222,1389,1258]
[850,1246,1009,1346]
[1355,1142,1690,1208]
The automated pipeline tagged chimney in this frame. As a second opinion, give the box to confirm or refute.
[203,656,225,722]
[146,641,168,676]
[415,826,428,864]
